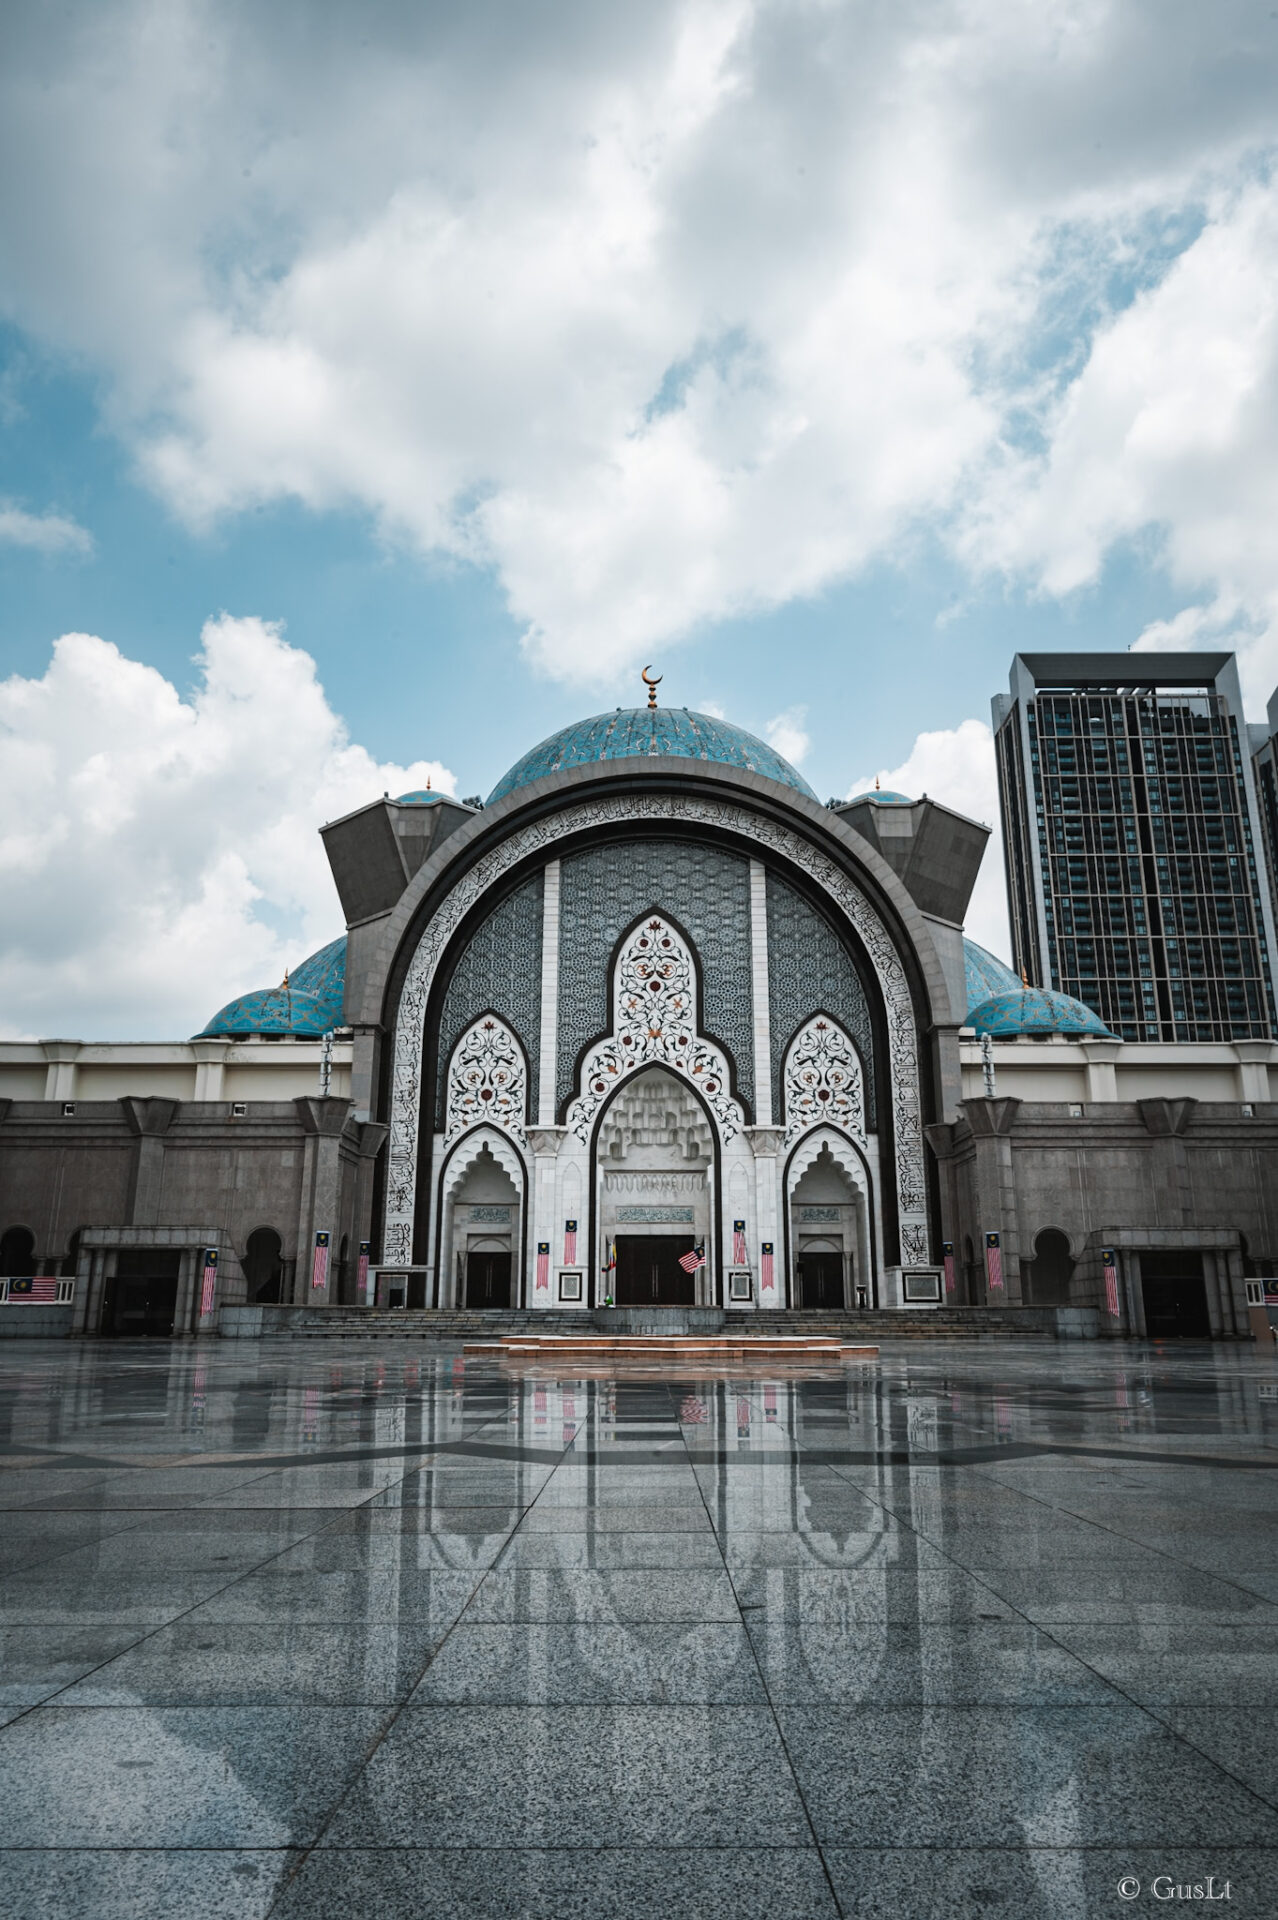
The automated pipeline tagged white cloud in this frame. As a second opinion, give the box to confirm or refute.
[765,704,809,765]
[5,4,1278,685]
[0,502,92,556]
[972,180,1278,708]
[849,718,1009,959]
[0,618,454,1039]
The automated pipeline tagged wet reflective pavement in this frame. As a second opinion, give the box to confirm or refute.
[1,1338,1277,1918]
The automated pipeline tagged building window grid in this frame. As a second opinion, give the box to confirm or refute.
[1026,690,1273,1041]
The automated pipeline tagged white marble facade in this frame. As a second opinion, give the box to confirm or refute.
[401,803,920,1309]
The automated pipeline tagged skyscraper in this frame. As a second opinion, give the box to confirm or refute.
[993,652,1278,1042]
[1251,686,1278,936]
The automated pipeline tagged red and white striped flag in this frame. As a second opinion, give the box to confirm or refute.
[199,1249,219,1318]
[312,1231,330,1291]
[760,1242,775,1294]
[985,1232,1003,1291]
[942,1241,956,1296]
[536,1242,550,1290]
[1103,1249,1120,1317]
[564,1220,577,1265]
[732,1219,747,1265]
[357,1241,371,1304]
[6,1275,59,1302]
[677,1243,705,1274]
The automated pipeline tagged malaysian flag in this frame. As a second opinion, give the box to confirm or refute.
[984,1231,1003,1291]
[357,1241,371,1304]
[564,1220,577,1265]
[678,1242,706,1275]
[199,1248,219,1318]
[536,1242,550,1290]
[736,1396,751,1439]
[6,1276,59,1303]
[605,1238,617,1272]
[760,1242,775,1293]
[1103,1249,1121,1317]
[732,1219,747,1265]
[942,1240,956,1297]
[312,1231,330,1291]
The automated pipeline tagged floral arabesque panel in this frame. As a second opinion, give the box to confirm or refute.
[565,915,746,1144]
[783,1014,866,1144]
[445,1015,527,1147]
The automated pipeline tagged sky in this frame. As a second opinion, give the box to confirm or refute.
[5,0,1278,1038]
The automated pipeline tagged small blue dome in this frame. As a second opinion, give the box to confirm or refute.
[487,707,818,806]
[393,790,446,805]
[968,984,1116,1039]
[963,938,1021,1018]
[198,935,347,1037]
[850,788,913,806]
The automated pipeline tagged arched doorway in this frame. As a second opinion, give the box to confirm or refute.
[1024,1229,1074,1307]
[782,1144,859,1313]
[596,1066,713,1307]
[0,1226,36,1277]
[786,1141,868,1310]
[243,1228,284,1304]
[438,1133,525,1308]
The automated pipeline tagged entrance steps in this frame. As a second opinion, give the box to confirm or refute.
[218,1303,1074,1341]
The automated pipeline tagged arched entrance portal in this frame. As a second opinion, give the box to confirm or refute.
[438,1132,525,1308]
[786,1134,874,1310]
[597,1067,712,1307]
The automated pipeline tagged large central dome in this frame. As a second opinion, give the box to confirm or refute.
[487,706,818,806]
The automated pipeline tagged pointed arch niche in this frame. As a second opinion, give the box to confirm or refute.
[785,1130,876,1311]
[566,913,745,1144]
[782,1013,866,1145]
[437,1127,526,1308]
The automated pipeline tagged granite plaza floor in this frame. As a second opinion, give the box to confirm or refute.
[1,1338,1277,1918]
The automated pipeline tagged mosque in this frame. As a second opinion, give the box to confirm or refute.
[1,678,1275,1340]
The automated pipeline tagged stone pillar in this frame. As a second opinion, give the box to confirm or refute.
[747,1128,786,1307]
[294,1097,351,1304]
[192,1041,230,1101]
[173,1246,200,1339]
[1233,1042,1278,1105]
[958,1097,1023,1305]
[748,861,773,1127]
[537,861,561,1126]
[1081,1040,1121,1104]
[41,1040,82,1102]
[527,1128,567,1309]
[120,1097,180,1226]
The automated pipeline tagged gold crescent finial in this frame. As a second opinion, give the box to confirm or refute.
[641,664,662,710]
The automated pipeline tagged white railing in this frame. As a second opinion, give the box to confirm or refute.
[0,1278,75,1304]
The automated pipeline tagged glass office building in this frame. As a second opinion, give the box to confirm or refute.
[993,653,1278,1042]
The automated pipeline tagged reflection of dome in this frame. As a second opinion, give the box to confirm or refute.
[962,938,1020,1017]
[198,936,347,1037]
[969,983,1115,1038]
[487,707,818,806]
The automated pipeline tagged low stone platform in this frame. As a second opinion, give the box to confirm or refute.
[464,1333,878,1362]
[218,1303,1099,1340]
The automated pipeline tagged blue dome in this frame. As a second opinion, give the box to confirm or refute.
[198,935,347,1037]
[487,707,818,806]
[393,790,446,805]
[963,938,1021,1018]
[850,788,913,806]
[968,984,1116,1039]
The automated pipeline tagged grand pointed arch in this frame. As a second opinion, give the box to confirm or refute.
[382,793,930,1267]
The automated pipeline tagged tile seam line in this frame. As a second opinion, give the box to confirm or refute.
[679,1377,847,1920]
[0,1403,516,1741]
[260,1392,587,1912]
[805,1428,1278,1827]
